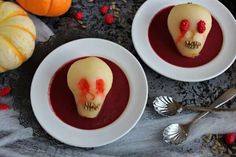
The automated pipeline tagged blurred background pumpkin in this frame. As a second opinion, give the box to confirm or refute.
[0,1,36,73]
[16,0,72,17]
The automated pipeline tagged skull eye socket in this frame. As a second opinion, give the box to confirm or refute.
[180,19,190,33]
[96,79,105,94]
[197,20,206,33]
[78,78,90,94]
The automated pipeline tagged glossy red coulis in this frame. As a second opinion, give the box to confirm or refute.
[148,6,223,67]
[49,57,130,130]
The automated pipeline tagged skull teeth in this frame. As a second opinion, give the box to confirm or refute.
[84,101,99,111]
[185,41,201,49]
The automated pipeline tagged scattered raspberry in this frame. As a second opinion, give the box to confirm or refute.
[0,86,12,97]
[224,132,236,145]
[0,104,10,111]
[104,14,114,25]
[75,11,84,21]
[100,5,109,15]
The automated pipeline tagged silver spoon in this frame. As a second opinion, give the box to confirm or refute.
[162,87,236,145]
[153,96,236,117]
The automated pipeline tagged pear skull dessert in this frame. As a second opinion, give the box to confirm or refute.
[167,3,212,58]
[67,57,113,118]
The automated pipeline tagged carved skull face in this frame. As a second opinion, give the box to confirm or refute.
[67,57,113,118]
[167,3,212,58]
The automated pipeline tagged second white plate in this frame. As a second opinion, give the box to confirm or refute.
[132,0,236,82]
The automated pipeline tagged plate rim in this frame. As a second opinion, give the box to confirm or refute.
[132,0,236,82]
[30,38,148,147]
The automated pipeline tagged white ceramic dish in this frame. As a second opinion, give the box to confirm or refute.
[30,38,148,147]
[132,0,236,82]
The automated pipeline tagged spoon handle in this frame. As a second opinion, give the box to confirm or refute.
[190,87,236,125]
[184,106,236,112]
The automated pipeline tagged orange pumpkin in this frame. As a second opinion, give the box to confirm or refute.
[16,0,72,17]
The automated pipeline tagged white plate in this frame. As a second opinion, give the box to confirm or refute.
[30,38,148,147]
[132,0,236,82]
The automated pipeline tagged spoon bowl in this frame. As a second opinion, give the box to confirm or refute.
[153,96,182,116]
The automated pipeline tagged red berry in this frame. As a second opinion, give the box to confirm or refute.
[0,86,12,97]
[75,11,84,20]
[197,20,206,33]
[0,104,10,111]
[104,14,114,25]
[100,5,109,15]
[224,132,236,145]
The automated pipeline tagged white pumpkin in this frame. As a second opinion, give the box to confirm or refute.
[167,3,212,58]
[0,1,36,73]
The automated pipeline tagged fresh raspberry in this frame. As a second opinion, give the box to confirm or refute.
[197,20,206,33]
[0,86,12,97]
[180,19,190,33]
[75,11,84,21]
[0,104,10,111]
[100,5,109,15]
[104,14,114,25]
[224,132,236,145]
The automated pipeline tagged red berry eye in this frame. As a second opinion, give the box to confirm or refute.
[197,20,206,33]
[180,19,190,33]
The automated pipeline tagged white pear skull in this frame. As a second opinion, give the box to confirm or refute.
[67,57,113,118]
[167,3,212,58]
